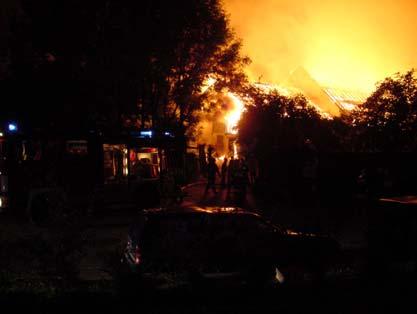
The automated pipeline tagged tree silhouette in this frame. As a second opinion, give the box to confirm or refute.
[352,70,417,152]
[4,0,247,138]
[237,87,342,158]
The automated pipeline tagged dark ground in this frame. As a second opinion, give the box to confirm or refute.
[1,178,417,312]
[1,275,416,313]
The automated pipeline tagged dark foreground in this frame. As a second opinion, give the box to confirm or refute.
[1,274,417,313]
[2,183,417,313]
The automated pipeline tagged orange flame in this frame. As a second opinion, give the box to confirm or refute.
[225,92,245,134]
[233,142,238,159]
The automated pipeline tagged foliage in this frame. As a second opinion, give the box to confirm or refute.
[239,70,417,157]
[0,214,88,289]
[352,70,417,152]
[4,0,248,138]
[237,87,343,157]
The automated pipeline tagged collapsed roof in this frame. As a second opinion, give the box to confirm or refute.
[283,67,369,117]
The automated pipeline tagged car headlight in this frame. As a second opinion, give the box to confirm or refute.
[0,196,6,208]
[275,267,285,284]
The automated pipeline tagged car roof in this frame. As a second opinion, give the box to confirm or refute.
[379,196,417,206]
[143,206,260,217]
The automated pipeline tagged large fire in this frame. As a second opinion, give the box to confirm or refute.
[224,0,417,93]
[225,92,245,134]
[199,77,246,134]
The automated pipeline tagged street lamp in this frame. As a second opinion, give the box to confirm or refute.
[8,123,17,132]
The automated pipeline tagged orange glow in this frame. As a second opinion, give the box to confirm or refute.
[225,92,245,134]
[233,142,238,159]
[215,155,226,167]
[123,148,129,176]
[201,77,217,94]
[224,0,417,93]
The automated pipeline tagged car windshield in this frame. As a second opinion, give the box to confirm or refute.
[139,213,276,269]
[141,214,209,263]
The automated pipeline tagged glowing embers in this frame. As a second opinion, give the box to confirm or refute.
[253,82,294,97]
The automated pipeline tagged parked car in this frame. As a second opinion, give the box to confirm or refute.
[119,206,340,290]
[368,196,417,276]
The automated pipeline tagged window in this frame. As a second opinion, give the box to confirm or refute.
[20,140,43,161]
[129,147,159,179]
[103,144,128,182]
[66,140,88,155]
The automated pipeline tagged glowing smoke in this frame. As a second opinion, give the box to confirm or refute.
[224,0,417,92]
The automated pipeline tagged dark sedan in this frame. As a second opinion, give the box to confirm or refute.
[120,206,340,289]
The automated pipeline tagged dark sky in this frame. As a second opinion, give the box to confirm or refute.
[0,0,20,54]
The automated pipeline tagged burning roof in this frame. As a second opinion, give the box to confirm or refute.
[280,67,369,116]
[323,87,368,112]
[253,67,368,117]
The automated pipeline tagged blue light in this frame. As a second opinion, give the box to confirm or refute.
[8,123,17,132]
[140,130,153,138]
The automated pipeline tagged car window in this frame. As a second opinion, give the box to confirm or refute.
[222,215,272,234]
[242,215,276,234]
[140,213,277,266]
[205,216,244,260]
[142,214,208,260]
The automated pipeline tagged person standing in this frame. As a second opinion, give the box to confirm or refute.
[205,157,220,194]
[227,157,235,194]
[240,158,249,191]
[221,157,228,189]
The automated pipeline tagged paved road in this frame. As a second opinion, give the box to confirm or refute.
[182,178,258,209]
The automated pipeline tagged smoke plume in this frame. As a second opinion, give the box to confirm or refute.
[224,0,417,92]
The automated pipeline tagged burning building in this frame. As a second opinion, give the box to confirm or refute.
[284,67,368,116]
[192,92,244,162]
[193,67,368,163]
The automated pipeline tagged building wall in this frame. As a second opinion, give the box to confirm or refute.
[195,111,233,158]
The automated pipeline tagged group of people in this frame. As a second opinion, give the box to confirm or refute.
[205,156,250,195]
